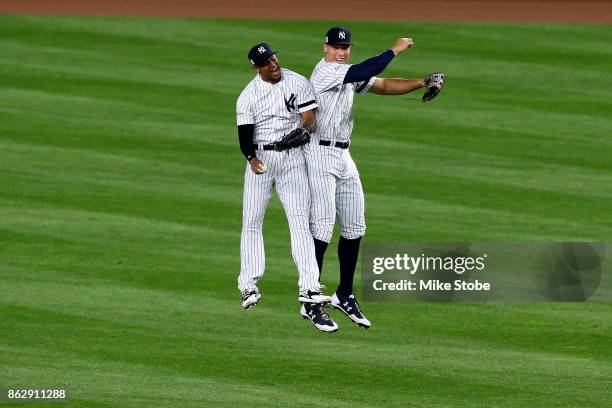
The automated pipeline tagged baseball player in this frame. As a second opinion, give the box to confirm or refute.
[236,42,338,333]
[307,27,444,328]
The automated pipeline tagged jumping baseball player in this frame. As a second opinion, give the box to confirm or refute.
[307,27,444,328]
[236,42,338,333]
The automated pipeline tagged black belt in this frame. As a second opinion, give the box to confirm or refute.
[319,140,349,149]
[253,143,276,151]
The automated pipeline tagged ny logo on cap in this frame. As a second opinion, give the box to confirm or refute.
[257,46,266,54]
[338,31,346,39]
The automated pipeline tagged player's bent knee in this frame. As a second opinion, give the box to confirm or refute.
[242,218,264,232]
[242,225,262,234]
[340,226,366,240]
[310,223,333,243]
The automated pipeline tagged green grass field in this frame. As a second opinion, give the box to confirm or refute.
[1,15,611,407]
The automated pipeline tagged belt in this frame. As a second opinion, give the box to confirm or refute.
[319,140,349,149]
[253,143,276,151]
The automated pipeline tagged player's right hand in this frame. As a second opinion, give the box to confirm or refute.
[391,38,414,55]
[249,158,267,175]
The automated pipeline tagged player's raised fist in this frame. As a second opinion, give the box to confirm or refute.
[392,38,414,55]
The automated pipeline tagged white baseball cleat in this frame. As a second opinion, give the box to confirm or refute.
[298,290,332,304]
[300,304,338,333]
[241,289,261,310]
[331,293,371,329]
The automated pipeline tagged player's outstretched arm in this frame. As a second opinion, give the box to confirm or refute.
[369,77,425,95]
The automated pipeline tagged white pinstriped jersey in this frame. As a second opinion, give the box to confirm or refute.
[309,59,376,142]
[236,66,322,294]
[236,68,318,143]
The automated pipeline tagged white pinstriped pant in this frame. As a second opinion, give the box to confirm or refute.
[304,142,366,243]
[238,148,321,293]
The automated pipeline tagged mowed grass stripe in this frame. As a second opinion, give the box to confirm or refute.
[2,139,605,247]
[2,286,605,406]
[3,280,612,358]
[2,287,611,388]
[2,285,610,406]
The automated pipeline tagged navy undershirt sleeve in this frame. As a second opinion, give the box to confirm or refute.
[343,49,395,84]
[238,124,255,160]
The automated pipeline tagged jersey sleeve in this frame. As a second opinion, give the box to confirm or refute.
[236,92,254,126]
[312,62,352,92]
[353,76,377,95]
[297,77,318,113]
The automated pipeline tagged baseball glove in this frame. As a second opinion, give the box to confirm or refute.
[274,127,311,151]
[422,72,445,102]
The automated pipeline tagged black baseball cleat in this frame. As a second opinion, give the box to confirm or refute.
[298,290,332,304]
[300,303,338,333]
[331,293,371,329]
[241,289,261,310]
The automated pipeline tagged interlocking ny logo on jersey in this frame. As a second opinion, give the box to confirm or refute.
[284,93,296,112]
[257,46,266,54]
[339,31,346,39]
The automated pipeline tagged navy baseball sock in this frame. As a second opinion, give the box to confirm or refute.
[313,238,329,279]
[337,236,362,298]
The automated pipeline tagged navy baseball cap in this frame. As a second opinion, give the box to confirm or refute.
[248,43,278,67]
[325,26,352,45]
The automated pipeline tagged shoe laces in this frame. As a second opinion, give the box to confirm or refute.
[308,303,331,321]
[242,289,256,298]
[342,295,362,315]
[300,290,322,298]
[351,297,362,313]
[318,304,332,321]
